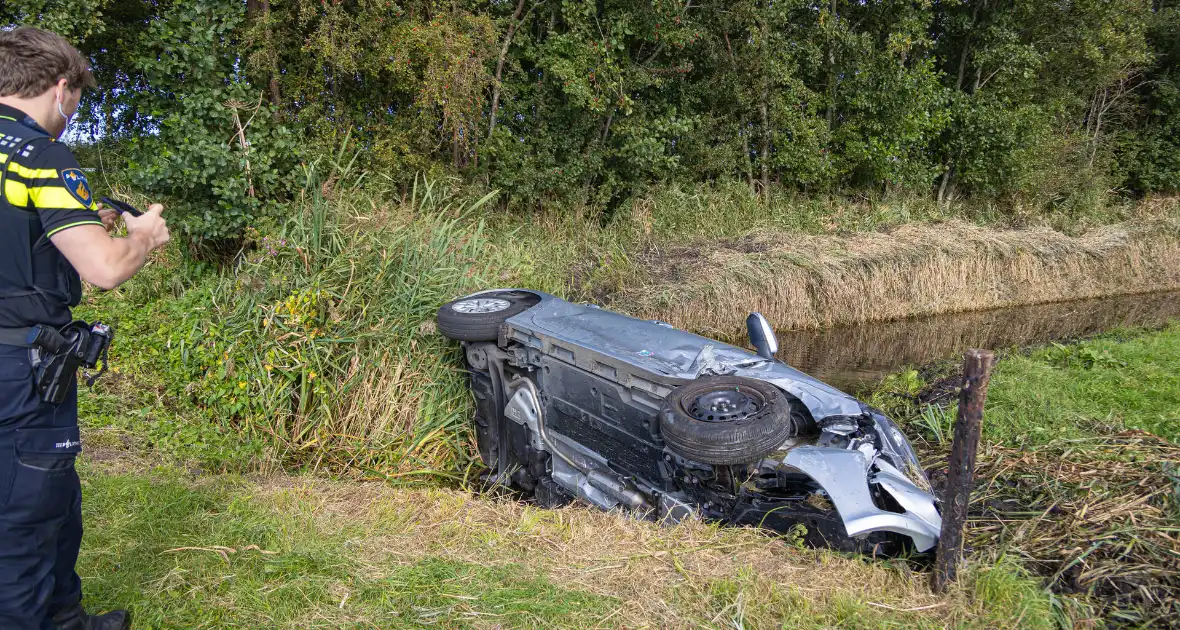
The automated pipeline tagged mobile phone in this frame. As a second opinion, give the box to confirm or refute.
[99,196,143,217]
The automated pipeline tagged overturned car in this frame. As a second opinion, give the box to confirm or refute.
[437,290,941,554]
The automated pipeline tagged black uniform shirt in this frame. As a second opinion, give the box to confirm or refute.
[0,103,104,327]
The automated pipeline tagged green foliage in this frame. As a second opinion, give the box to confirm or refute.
[1133,79,1180,192]
[9,0,1177,215]
[1041,341,1127,371]
[79,163,503,475]
[1,0,109,40]
[122,0,301,248]
[1128,3,1180,193]
[75,265,270,470]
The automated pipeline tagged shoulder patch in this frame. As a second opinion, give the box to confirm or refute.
[61,169,93,207]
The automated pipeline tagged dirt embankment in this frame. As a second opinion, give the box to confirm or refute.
[613,217,1180,338]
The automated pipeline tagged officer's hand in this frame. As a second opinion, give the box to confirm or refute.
[96,205,119,233]
[123,203,170,252]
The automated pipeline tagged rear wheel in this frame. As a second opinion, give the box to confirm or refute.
[659,376,800,465]
[437,291,538,341]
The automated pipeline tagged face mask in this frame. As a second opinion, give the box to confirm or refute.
[56,99,72,128]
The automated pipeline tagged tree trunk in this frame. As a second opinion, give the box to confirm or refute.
[452,127,461,169]
[488,0,530,139]
[1089,88,1107,168]
[723,31,756,196]
[825,0,837,133]
[760,1,771,198]
[955,1,980,92]
[581,109,615,193]
[955,39,970,91]
[743,126,755,196]
[246,0,266,23]
[937,163,953,204]
[939,1,980,203]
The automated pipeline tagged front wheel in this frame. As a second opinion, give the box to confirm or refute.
[659,376,800,465]
[437,291,538,342]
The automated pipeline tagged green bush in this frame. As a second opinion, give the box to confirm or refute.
[133,160,500,475]
[123,0,301,251]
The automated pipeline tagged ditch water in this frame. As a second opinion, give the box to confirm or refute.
[777,290,1180,391]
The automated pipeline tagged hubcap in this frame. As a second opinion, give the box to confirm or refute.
[452,297,513,314]
[688,388,762,423]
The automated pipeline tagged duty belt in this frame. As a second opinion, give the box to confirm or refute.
[0,322,113,403]
[0,326,35,348]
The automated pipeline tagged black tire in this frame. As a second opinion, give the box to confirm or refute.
[437,291,538,342]
[659,376,799,465]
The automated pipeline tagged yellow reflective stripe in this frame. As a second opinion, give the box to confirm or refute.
[28,186,90,210]
[46,220,105,237]
[5,178,28,205]
[8,161,58,179]
[0,152,9,164]
[4,179,29,206]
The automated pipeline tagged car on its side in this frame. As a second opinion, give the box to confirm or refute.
[437,289,941,554]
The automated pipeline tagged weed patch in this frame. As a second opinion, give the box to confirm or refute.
[871,325,1180,626]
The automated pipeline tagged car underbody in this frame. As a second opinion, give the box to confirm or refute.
[441,290,942,554]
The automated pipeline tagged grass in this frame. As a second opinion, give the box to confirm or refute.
[985,325,1180,443]
[870,324,1180,626]
[76,459,1068,629]
[78,166,505,477]
[77,326,1180,628]
[619,180,1171,240]
[79,470,615,628]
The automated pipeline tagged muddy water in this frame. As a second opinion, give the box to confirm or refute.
[776,290,1180,391]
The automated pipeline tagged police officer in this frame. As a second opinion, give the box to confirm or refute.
[0,27,170,630]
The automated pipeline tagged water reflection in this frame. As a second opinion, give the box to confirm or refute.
[777,290,1180,390]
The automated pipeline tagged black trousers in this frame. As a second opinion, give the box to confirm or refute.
[0,344,83,630]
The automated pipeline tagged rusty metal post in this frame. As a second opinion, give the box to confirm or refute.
[932,349,995,593]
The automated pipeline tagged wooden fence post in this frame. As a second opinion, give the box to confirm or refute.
[932,349,995,593]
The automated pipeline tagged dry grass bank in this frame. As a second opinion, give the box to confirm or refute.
[248,477,1068,629]
[615,217,1180,339]
[78,442,1073,628]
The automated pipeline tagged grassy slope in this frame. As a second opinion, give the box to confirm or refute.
[78,462,1062,630]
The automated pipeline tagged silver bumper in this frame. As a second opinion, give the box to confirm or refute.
[783,446,942,552]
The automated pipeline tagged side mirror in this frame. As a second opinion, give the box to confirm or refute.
[746,312,779,360]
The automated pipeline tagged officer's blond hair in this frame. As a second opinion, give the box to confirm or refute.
[0,27,96,98]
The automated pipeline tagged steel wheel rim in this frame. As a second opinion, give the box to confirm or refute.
[688,388,763,423]
[452,297,513,314]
